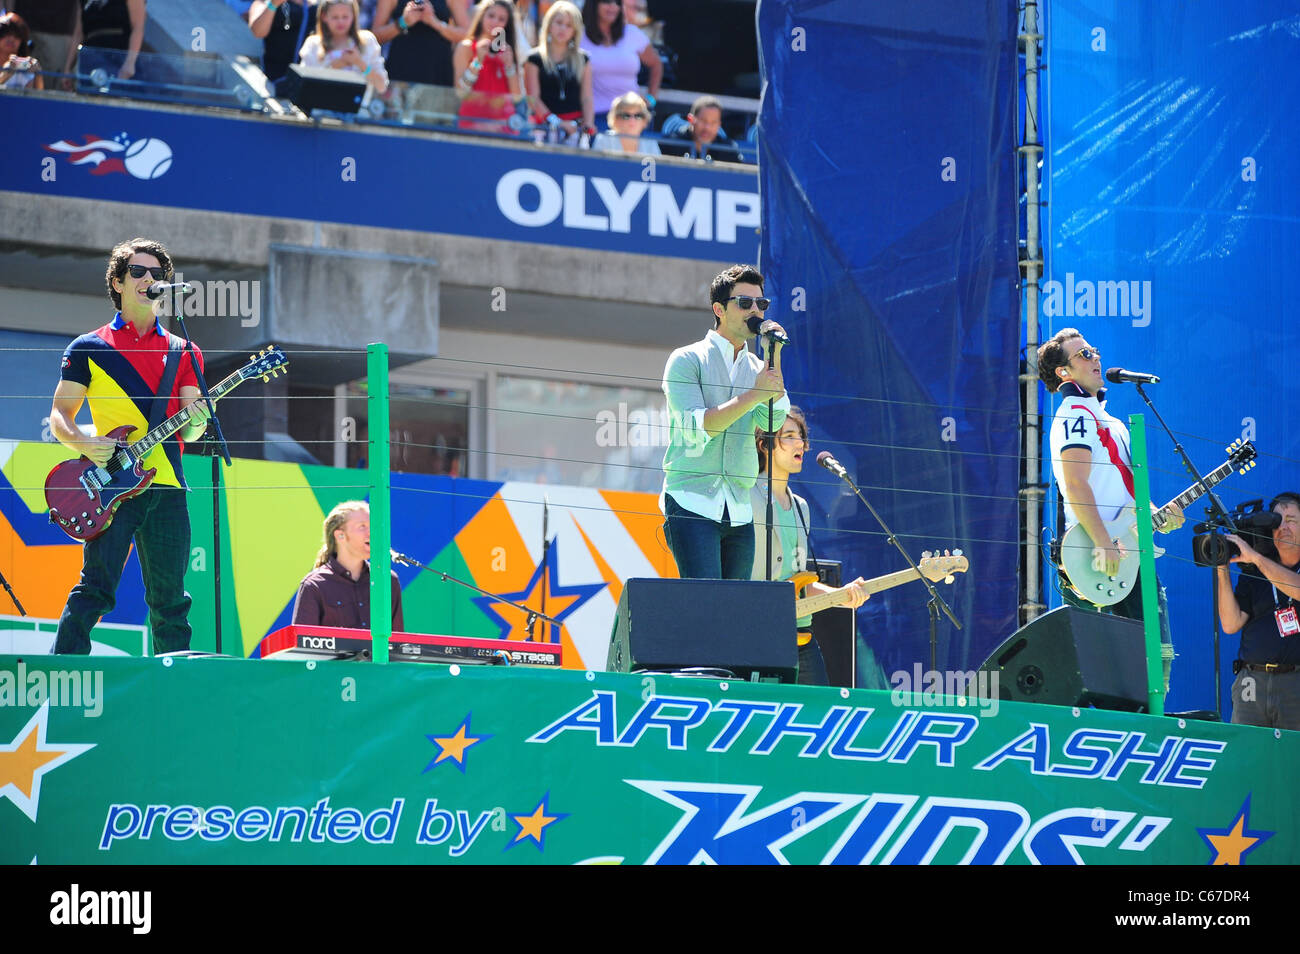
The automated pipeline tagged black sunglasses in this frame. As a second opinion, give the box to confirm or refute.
[727,295,771,311]
[126,264,168,280]
[616,111,648,120]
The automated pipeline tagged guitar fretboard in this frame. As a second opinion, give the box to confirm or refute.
[107,370,244,474]
[1159,460,1234,523]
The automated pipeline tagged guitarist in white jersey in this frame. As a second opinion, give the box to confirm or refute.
[1038,328,1182,688]
[48,238,211,655]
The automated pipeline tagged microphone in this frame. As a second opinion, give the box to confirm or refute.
[146,281,195,300]
[746,315,789,346]
[1105,367,1160,385]
[817,451,847,479]
[390,549,412,566]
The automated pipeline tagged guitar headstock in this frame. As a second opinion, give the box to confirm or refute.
[240,346,289,383]
[919,549,970,584]
[1225,439,1257,475]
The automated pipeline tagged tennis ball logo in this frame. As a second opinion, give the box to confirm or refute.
[123,138,173,179]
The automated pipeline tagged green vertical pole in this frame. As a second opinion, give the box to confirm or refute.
[368,343,391,664]
[1129,414,1163,716]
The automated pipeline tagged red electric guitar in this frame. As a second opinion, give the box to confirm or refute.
[45,347,288,541]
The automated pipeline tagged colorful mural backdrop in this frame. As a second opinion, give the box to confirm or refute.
[0,441,676,669]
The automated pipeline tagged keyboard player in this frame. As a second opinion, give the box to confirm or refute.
[291,501,404,629]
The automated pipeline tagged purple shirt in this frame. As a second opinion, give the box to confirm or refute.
[292,557,404,631]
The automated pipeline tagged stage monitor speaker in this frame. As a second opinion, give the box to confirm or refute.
[286,63,367,115]
[977,605,1148,711]
[607,578,797,683]
[812,606,855,689]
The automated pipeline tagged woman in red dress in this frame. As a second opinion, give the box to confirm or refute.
[453,0,523,134]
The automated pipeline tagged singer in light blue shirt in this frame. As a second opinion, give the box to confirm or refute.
[660,264,790,579]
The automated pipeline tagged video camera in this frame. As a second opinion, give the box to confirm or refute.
[1191,498,1281,567]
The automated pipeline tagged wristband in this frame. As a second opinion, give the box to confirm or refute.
[644,93,656,108]
[397,14,408,33]
[363,65,372,75]
[267,0,280,12]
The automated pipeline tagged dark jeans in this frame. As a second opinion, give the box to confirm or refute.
[798,637,828,687]
[54,487,192,655]
[1231,670,1300,731]
[663,494,755,581]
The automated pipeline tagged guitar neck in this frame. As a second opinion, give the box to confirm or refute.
[128,371,242,460]
[796,565,928,616]
[1159,460,1233,519]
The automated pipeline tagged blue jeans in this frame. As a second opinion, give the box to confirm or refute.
[54,487,192,655]
[663,495,755,581]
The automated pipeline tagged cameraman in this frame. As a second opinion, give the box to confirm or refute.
[1216,491,1300,730]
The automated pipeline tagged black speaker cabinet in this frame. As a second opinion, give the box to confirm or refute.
[607,578,797,683]
[977,605,1148,711]
[287,63,367,115]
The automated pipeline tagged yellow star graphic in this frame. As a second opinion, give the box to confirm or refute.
[1207,815,1259,865]
[513,803,558,844]
[0,702,95,822]
[432,724,480,766]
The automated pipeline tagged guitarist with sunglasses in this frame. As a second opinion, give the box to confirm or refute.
[1039,327,1181,690]
[48,238,211,655]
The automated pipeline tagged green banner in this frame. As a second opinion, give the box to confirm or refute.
[2,655,1295,864]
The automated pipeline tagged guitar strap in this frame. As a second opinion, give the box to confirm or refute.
[791,492,816,577]
[147,336,185,434]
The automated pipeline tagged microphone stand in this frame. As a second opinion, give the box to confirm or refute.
[531,494,551,641]
[824,459,960,672]
[167,290,231,467]
[165,288,229,653]
[0,565,26,616]
[760,336,781,582]
[1132,382,1236,718]
[391,550,563,639]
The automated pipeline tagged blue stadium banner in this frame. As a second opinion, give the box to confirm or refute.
[4,96,758,262]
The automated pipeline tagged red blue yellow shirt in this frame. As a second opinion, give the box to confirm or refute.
[59,313,205,489]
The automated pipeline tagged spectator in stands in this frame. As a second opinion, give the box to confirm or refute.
[623,0,649,29]
[661,94,738,161]
[10,1,75,88]
[0,13,42,89]
[74,0,145,80]
[372,0,467,123]
[299,0,388,93]
[453,0,523,134]
[249,0,318,96]
[515,0,540,49]
[581,0,660,130]
[525,1,592,145]
[591,91,660,155]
